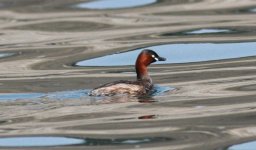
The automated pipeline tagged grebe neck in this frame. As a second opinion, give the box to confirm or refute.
[135,62,151,82]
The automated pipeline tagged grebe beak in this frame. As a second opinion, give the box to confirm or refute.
[156,56,166,61]
[151,54,166,61]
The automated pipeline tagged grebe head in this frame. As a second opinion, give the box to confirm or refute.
[136,49,166,80]
[136,49,166,66]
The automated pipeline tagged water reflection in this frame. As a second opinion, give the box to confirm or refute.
[75,0,157,9]
[0,90,88,101]
[1,0,256,149]
[185,29,232,34]
[46,89,89,100]
[249,8,256,12]
[0,93,44,101]
[161,28,235,36]
[149,85,173,96]
[0,53,13,58]
[138,115,157,120]
[75,42,256,66]
[138,99,157,103]
[0,136,85,147]
[82,137,171,145]
[0,85,171,101]
[8,21,111,32]
[0,136,171,147]
[228,141,256,150]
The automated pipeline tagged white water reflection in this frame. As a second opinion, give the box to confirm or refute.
[186,29,231,34]
[228,141,256,150]
[0,53,13,58]
[0,137,85,147]
[75,0,157,9]
[249,8,256,12]
[75,42,256,66]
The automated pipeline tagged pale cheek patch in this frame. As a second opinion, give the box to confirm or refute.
[152,55,159,61]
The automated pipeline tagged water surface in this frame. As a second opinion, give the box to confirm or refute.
[75,0,157,9]
[0,53,13,58]
[1,0,256,150]
[250,8,256,12]
[75,42,256,66]
[0,93,44,101]
[0,90,88,101]
[228,141,256,150]
[0,136,171,147]
[185,29,232,34]
[0,85,172,101]
[0,136,85,147]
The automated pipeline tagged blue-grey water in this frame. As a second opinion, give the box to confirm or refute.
[228,141,256,150]
[75,42,256,66]
[75,0,157,9]
[0,0,256,150]
[0,85,172,101]
[250,8,256,12]
[185,29,232,34]
[0,136,171,147]
[0,53,13,58]
[0,137,85,147]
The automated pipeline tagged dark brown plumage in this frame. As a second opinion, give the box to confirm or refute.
[89,49,166,96]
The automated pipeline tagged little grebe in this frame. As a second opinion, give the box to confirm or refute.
[89,49,166,96]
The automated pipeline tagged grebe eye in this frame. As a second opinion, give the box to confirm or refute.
[151,55,159,61]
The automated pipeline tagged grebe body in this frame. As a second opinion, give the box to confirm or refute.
[89,49,166,96]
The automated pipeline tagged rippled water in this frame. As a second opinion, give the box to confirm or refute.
[250,8,256,12]
[75,42,256,66]
[1,0,256,150]
[0,53,13,58]
[75,0,157,9]
[185,29,232,34]
[228,141,256,150]
[0,137,85,147]
[0,85,171,101]
[0,136,172,147]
